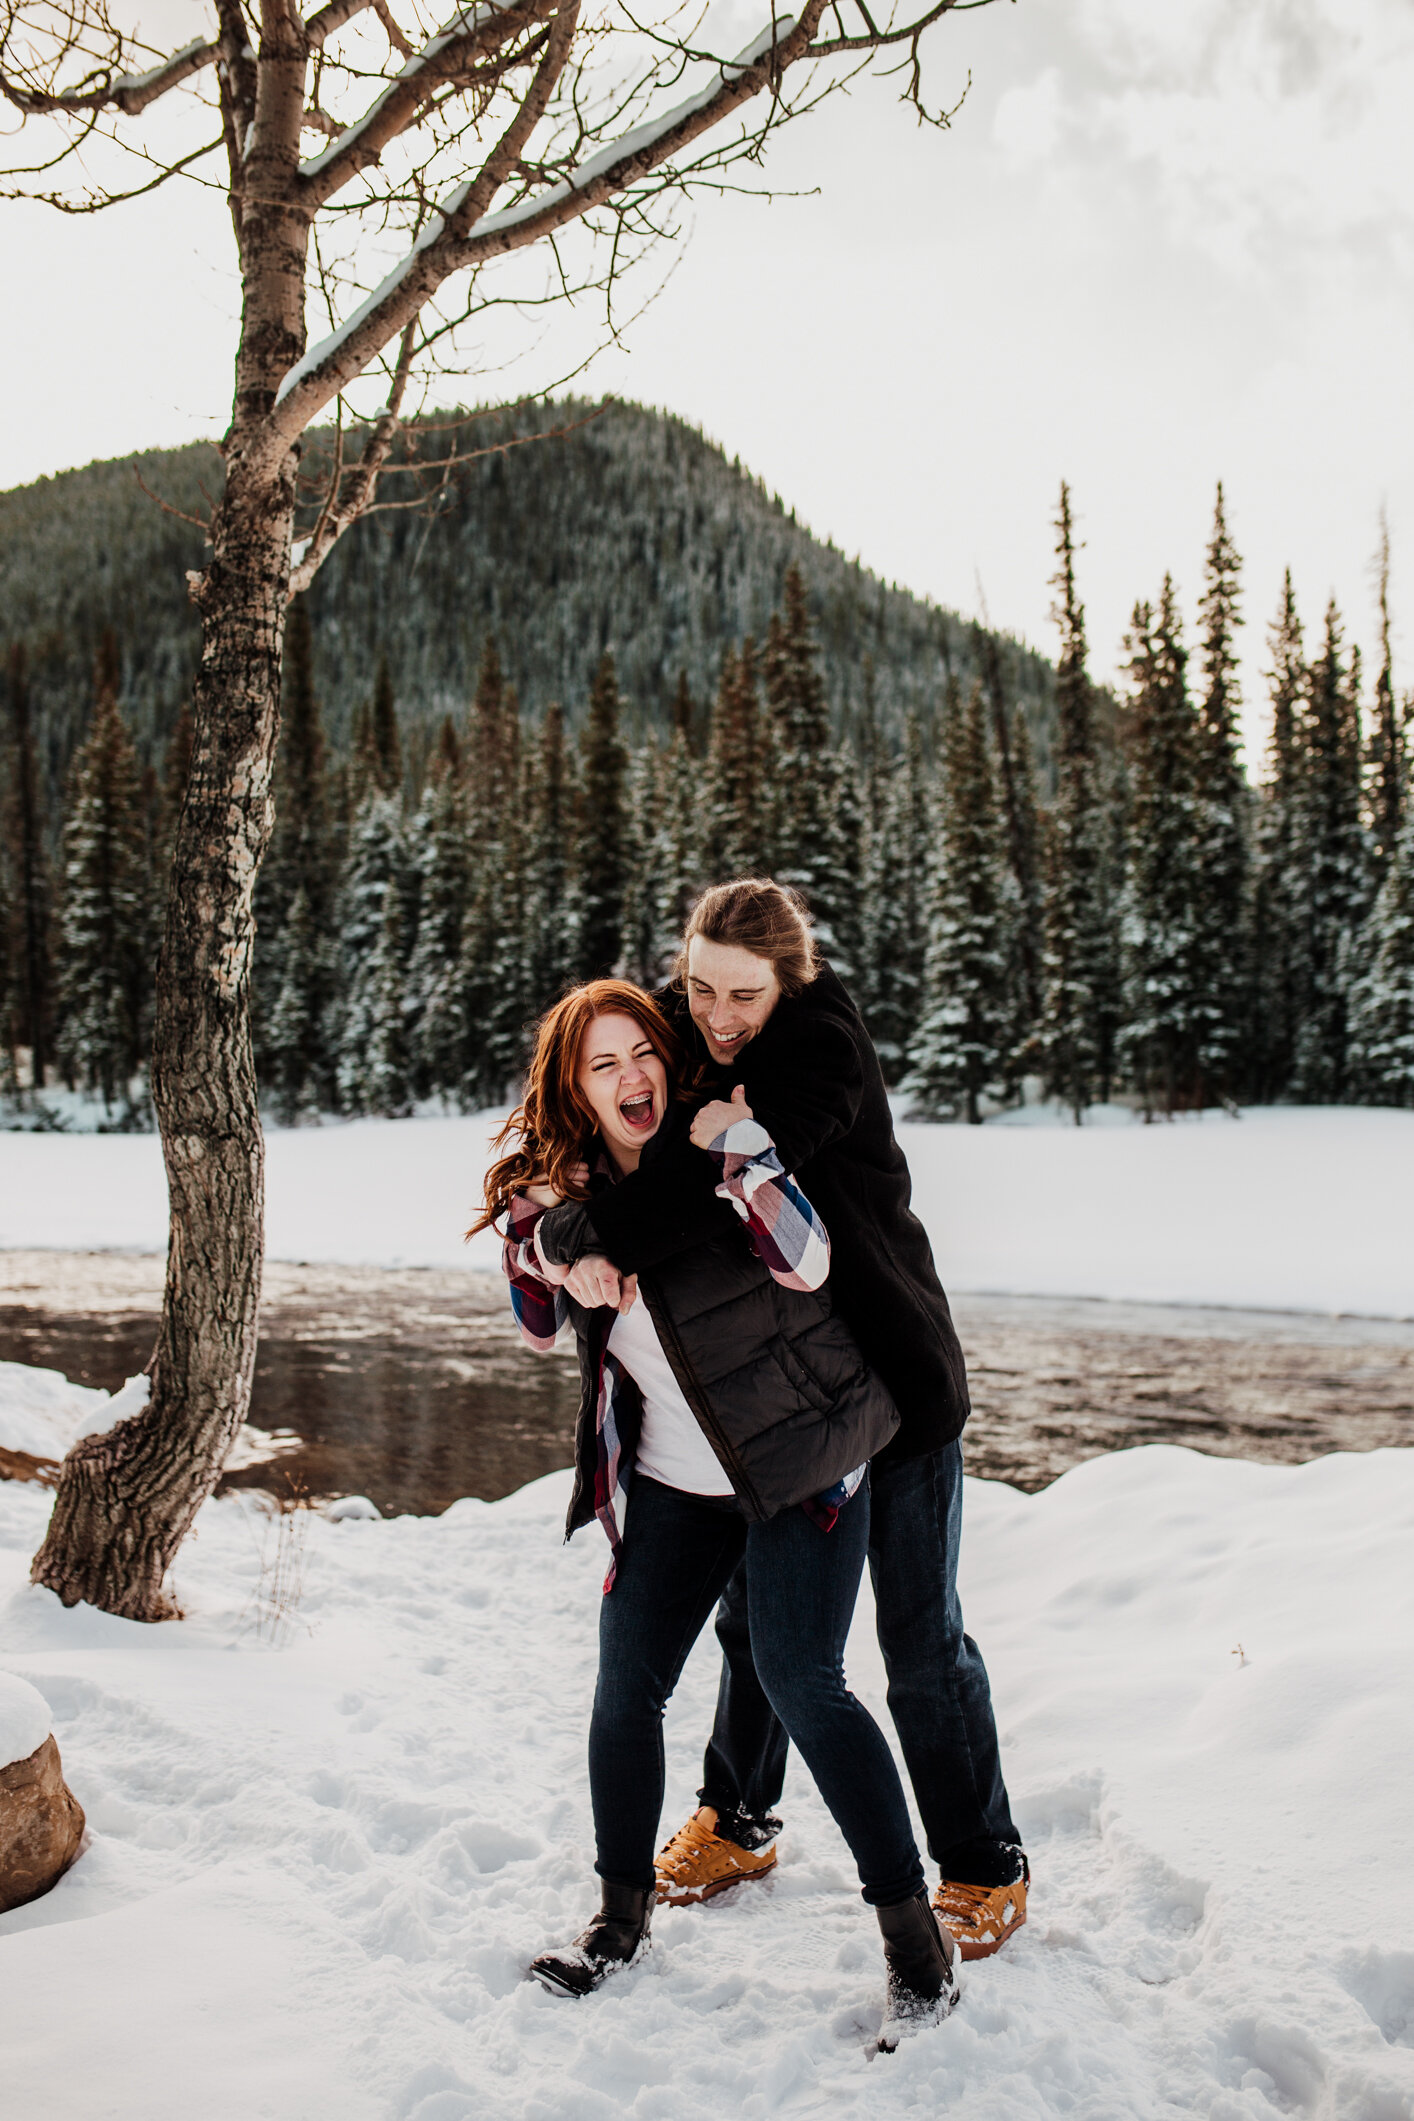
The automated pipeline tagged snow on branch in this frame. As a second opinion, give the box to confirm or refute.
[0,34,218,116]
[304,0,376,49]
[297,0,539,204]
[273,11,810,431]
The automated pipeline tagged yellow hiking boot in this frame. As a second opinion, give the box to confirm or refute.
[932,1866,1029,1960]
[654,1807,779,1906]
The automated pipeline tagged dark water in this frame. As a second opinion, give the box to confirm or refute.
[3,1278,1410,1515]
[0,1288,582,1518]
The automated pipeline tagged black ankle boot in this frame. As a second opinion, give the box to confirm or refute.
[876,1892,960,2052]
[530,1881,654,1997]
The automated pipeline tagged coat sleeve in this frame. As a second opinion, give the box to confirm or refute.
[733,1010,865,1174]
[502,1194,569,1352]
[702,1117,830,1292]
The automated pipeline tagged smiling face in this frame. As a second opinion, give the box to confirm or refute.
[576,1011,670,1174]
[686,937,782,1066]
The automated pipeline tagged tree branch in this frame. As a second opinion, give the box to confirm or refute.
[296,0,561,209]
[270,5,829,442]
[0,34,218,116]
[4,130,226,209]
[288,319,417,592]
[304,0,374,48]
[806,0,956,56]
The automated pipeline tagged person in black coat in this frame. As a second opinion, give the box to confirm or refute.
[479,976,957,2044]
[543,880,1030,1961]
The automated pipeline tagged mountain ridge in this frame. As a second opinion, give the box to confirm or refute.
[1,398,1055,814]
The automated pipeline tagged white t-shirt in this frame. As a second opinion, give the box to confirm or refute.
[607,1295,733,1497]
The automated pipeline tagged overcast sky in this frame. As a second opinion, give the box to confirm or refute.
[3,0,1410,761]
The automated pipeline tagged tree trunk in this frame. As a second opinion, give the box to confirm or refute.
[30,447,295,1620]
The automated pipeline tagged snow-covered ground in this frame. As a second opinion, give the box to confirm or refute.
[1,1421,1411,2121]
[1,1104,1411,1316]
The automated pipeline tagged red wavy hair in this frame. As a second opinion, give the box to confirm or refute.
[469,979,689,1236]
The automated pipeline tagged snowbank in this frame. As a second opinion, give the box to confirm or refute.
[0,1365,150,1462]
[0,1669,50,1768]
[2,1104,1412,1316]
[1,1434,1411,2119]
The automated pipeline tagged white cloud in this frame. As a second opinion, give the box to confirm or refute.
[992,66,1065,166]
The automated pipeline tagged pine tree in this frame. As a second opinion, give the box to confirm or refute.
[900,683,1010,1123]
[825,742,866,983]
[334,788,407,1113]
[406,718,471,1100]
[255,599,334,1110]
[1190,484,1251,1099]
[55,635,151,1113]
[370,652,402,798]
[485,690,534,1086]
[1035,485,1121,1118]
[670,669,699,753]
[1116,583,1203,1113]
[1250,573,1308,1100]
[5,644,52,1091]
[1368,514,1406,883]
[0,847,16,1097]
[860,714,932,1076]
[158,699,195,880]
[705,644,772,880]
[767,567,841,940]
[265,884,324,1124]
[364,875,412,1116]
[523,703,581,1014]
[577,651,629,975]
[1348,811,1414,1104]
[1290,601,1369,1100]
[652,727,705,975]
[975,624,1044,1041]
[456,637,522,1097]
[620,741,668,985]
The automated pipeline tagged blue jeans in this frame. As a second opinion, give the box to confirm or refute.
[590,1474,925,1907]
[701,1443,1020,1874]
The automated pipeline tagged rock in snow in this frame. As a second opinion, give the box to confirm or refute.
[0,1672,84,1916]
[0,1427,1412,2120]
[326,1495,383,1522]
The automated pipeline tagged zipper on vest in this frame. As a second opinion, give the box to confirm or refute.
[637,1277,766,1519]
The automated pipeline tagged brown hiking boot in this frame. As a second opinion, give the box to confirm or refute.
[932,1869,1029,1960]
[654,1806,779,1906]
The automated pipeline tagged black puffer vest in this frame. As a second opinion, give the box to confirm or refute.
[560,1116,899,1538]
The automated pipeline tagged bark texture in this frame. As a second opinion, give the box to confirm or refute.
[29,4,309,1621]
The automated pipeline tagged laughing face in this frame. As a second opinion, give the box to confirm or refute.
[685,937,782,1066]
[576,1011,670,1174]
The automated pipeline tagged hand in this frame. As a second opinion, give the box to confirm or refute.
[522,1178,561,1209]
[690,1083,753,1150]
[563,1255,636,1311]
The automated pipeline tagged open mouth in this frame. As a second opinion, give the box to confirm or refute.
[619,1092,656,1130]
[711,1028,749,1050]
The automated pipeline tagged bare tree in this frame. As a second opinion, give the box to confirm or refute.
[4,0,989,1618]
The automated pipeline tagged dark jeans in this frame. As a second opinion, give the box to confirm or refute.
[701,1442,1020,1876]
[590,1474,925,1907]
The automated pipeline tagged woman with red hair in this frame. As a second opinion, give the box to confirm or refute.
[472,979,958,2049]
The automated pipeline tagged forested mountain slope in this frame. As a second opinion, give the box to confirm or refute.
[1,398,1053,812]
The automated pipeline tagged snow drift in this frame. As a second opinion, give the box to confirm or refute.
[1,1429,1411,2120]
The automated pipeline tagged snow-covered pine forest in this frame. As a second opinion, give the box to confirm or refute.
[2,462,1412,1128]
